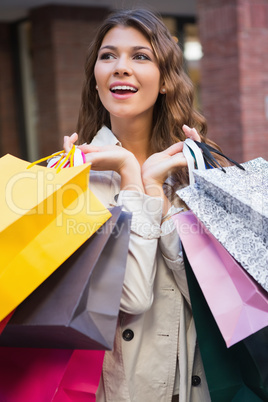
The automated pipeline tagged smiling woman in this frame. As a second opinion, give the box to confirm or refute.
[59,8,219,402]
[75,9,225,176]
[94,26,161,126]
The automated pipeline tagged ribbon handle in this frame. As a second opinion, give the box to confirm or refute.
[27,146,76,173]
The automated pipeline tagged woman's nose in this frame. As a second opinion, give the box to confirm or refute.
[113,56,132,76]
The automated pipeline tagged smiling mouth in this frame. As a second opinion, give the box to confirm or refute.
[110,85,138,95]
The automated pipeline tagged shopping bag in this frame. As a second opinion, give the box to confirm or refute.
[0,154,111,321]
[173,210,268,347]
[0,311,14,335]
[0,347,104,402]
[233,327,268,400]
[0,206,131,350]
[177,157,268,292]
[183,250,268,402]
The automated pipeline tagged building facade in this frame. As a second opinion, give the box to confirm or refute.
[0,0,267,163]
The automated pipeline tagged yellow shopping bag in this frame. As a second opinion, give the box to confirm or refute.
[0,154,111,321]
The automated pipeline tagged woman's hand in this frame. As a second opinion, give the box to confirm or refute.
[141,143,185,188]
[79,143,137,174]
[63,134,144,192]
[141,124,201,215]
[64,133,136,174]
[142,125,200,188]
[141,143,185,215]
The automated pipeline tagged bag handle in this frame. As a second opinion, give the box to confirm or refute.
[185,138,206,170]
[182,141,197,185]
[27,146,76,173]
[183,138,206,185]
[182,138,245,185]
[194,141,245,171]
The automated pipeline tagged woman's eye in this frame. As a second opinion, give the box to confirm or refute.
[99,53,115,60]
[134,53,151,61]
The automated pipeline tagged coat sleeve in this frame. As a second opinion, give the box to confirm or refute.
[116,190,163,314]
[88,170,164,315]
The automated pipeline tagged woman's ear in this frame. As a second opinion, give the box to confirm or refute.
[160,81,166,94]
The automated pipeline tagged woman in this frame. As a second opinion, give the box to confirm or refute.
[63,8,215,402]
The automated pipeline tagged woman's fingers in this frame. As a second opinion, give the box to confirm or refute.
[142,148,188,187]
[64,132,78,152]
[78,144,135,174]
[78,144,100,154]
[162,125,201,157]
[182,124,201,141]
[162,142,184,156]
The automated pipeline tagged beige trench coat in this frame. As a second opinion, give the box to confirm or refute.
[89,127,211,402]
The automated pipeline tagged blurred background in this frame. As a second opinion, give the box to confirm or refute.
[0,0,267,163]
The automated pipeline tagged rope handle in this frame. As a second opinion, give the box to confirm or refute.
[27,146,76,173]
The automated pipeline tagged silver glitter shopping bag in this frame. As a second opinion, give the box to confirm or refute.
[177,157,268,292]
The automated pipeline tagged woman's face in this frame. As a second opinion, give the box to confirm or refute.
[94,25,161,123]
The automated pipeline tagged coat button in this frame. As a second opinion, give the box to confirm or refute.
[192,375,201,386]
[122,329,134,341]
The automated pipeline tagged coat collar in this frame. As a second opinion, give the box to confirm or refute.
[91,126,122,147]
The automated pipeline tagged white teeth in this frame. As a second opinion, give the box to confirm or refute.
[111,85,137,92]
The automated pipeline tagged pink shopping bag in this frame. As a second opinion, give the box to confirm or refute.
[0,348,104,402]
[173,210,268,347]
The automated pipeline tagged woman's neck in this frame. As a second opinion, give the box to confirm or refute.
[111,117,152,166]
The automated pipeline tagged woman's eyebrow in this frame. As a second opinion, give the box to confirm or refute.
[99,45,154,54]
[132,46,154,54]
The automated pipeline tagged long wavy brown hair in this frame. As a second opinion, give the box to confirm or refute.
[77,8,225,186]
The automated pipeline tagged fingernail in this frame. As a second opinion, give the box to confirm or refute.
[183,124,190,129]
